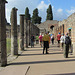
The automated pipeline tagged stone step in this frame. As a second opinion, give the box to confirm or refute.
[0,65,30,75]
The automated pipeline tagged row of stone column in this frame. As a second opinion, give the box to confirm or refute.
[23,20,40,48]
[10,8,32,54]
[20,15,40,48]
[11,7,40,54]
[0,3,40,66]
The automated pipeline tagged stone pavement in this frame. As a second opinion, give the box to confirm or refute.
[0,43,75,75]
[0,65,30,75]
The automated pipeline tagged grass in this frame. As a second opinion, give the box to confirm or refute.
[6,38,19,55]
[6,38,11,55]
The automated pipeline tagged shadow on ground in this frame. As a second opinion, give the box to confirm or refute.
[20,52,63,56]
[45,73,75,75]
[25,49,42,51]
[9,59,75,65]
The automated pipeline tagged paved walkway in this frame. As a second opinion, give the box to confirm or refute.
[0,43,75,75]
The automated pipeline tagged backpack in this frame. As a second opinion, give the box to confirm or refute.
[65,37,71,45]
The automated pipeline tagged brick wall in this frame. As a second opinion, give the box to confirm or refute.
[37,20,58,34]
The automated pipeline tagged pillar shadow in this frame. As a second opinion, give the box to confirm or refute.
[20,52,63,56]
[50,46,58,47]
[28,47,42,48]
[9,59,75,65]
[68,56,75,58]
[49,49,61,51]
[45,73,75,75]
[25,49,42,51]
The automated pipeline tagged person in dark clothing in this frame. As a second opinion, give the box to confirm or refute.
[31,35,35,48]
[51,34,54,45]
[42,32,50,54]
[35,34,39,44]
[64,33,71,58]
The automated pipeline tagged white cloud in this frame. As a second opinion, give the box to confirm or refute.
[6,8,11,23]
[37,1,50,22]
[37,1,67,22]
[57,8,63,12]
[37,1,49,11]
[6,0,40,24]
[6,0,69,24]
[41,1,44,4]
[66,7,75,16]
[53,7,67,21]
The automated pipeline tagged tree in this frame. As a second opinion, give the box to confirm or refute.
[25,7,31,20]
[32,8,41,24]
[37,17,41,24]
[46,5,53,20]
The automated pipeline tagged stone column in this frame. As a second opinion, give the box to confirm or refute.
[0,0,7,67]
[28,20,30,45]
[24,19,28,48]
[10,7,18,56]
[19,14,25,50]
[29,21,31,45]
[63,24,64,35]
[31,23,33,35]
[9,29,11,38]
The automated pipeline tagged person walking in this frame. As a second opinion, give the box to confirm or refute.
[39,33,43,47]
[42,32,50,54]
[69,37,73,55]
[31,35,35,48]
[35,34,39,44]
[51,34,54,45]
[64,33,71,58]
[57,32,61,47]
[60,33,65,51]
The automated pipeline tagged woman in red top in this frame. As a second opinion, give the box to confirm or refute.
[57,32,61,47]
[39,34,43,47]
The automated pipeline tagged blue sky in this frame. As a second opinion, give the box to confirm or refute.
[6,0,75,24]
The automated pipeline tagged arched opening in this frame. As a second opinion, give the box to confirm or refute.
[50,25,54,30]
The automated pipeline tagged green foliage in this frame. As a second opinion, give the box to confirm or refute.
[46,5,53,20]
[25,7,31,20]
[32,8,42,24]
[37,17,41,24]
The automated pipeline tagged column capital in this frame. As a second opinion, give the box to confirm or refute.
[20,14,25,16]
[0,0,8,4]
[12,7,18,11]
[5,0,8,3]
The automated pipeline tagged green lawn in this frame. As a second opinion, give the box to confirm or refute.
[6,38,11,55]
[6,38,19,55]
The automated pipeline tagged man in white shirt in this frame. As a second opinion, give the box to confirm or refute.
[60,33,65,50]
